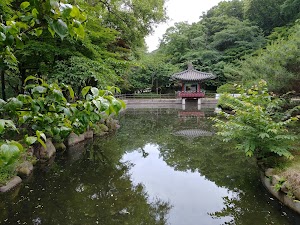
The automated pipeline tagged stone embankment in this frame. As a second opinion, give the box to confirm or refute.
[261,169,300,214]
[0,119,120,193]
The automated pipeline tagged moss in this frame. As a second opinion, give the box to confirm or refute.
[0,164,16,186]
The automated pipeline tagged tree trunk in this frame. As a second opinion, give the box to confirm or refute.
[1,68,6,101]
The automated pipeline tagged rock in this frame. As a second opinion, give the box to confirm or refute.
[0,176,22,193]
[99,124,109,132]
[94,131,108,137]
[53,142,67,152]
[17,161,33,177]
[84,130,94,139]
[34,139,56,160]
[265,168,275,177]
[293,188,300,200]
[67,132,85,146]
[271,175,282,186]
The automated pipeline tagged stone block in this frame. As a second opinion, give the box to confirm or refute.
[17,161,33,177]
[84,130,94,139]
[35,139,56,159]
[53,142,67,152]
[0,176,22,193]
[67,132,85,146]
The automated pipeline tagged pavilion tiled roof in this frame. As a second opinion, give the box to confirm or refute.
[171,64,216,81]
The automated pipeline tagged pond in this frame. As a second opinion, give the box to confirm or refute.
[0,103,300,225]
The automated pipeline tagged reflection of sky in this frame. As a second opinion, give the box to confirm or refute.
[121,144,233,225]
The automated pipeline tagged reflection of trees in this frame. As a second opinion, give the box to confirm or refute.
[114,108,296,224]
[0,140,172,225]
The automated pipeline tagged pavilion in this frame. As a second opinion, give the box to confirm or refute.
[171,63,216,105]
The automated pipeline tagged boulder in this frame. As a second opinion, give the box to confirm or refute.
[67,132,85,146]
[0,176,22,193]
[17,161,33,177]
[84,130,94,139]
[53,142,67,152]
[265,168,275,177]
[34,139,56,160]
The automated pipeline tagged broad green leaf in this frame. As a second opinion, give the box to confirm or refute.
[24,75,37,84]
[60,3,73,17]
[66,85,75,100]
[32,86,47,94]
[91,87,99,97]
[81,86,91,98]
[70,6,80,18]
[92,100,101,110]
[0,120,4,134]
[74,24,85,38]
[32,8,38,18]
[25,136,37,145]
[35,28,43,36]
[20,2,30,10]
[48,26,55,37]
[5,120,17,131]
[52,19,68,40]
[0,32,6,41]
[15,36,24,49]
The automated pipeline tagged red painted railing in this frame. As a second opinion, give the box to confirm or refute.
[178,92,205,98]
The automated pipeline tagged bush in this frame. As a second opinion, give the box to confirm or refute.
[212,80,299,160]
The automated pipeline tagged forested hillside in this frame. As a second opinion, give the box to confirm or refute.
[0,0,167,99]
[129,0,300,94]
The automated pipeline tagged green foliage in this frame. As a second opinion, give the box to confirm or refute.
[126,51,179,93]
[158,16,266,88]
[0,77,125,138]
[225,22,300,94]
[243,0,286,34]
[212,80,298,160]
[216,83,238,93]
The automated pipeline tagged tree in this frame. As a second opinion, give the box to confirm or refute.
[224,22,300,94]
[0,0,86,100]
[243,0,286,34]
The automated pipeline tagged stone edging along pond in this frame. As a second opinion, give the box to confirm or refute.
[0,119,120,193]
[261,169,300,214]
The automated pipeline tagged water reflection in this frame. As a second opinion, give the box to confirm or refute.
[0,103,299,225]
[0,141,171,225]
[122,144,233,225]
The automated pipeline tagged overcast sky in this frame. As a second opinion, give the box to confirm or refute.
[145,0,225,52]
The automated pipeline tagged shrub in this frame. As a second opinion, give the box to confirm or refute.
[212,80,298,160]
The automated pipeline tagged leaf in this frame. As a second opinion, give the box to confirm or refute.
[70,6,80,18]
[0,120,4,134]
[32,86,47,94]
[24,75,37,84]
[81,86,91,98]
[91,87,99,97]
[20,2,30,10]
[35,28,43,36]
[32,8,38,18]
[25,136,37,145]
[60,3,73,17]
[92,100,101,110]
[52,19,68,40]
[36,131,46,148]
[0,32,6,41]
[66,85,75,100]
[74,24,85,39]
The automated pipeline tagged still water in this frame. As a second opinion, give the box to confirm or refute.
[0,103,300,225]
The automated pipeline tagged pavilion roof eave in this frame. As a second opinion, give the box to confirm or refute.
[170,69,216,82]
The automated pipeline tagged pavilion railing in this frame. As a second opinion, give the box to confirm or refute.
[115,92,216,99]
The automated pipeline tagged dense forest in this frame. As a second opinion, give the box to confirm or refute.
[1,0,300,97]
[129,0,300,95]
[0,0,167,99]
